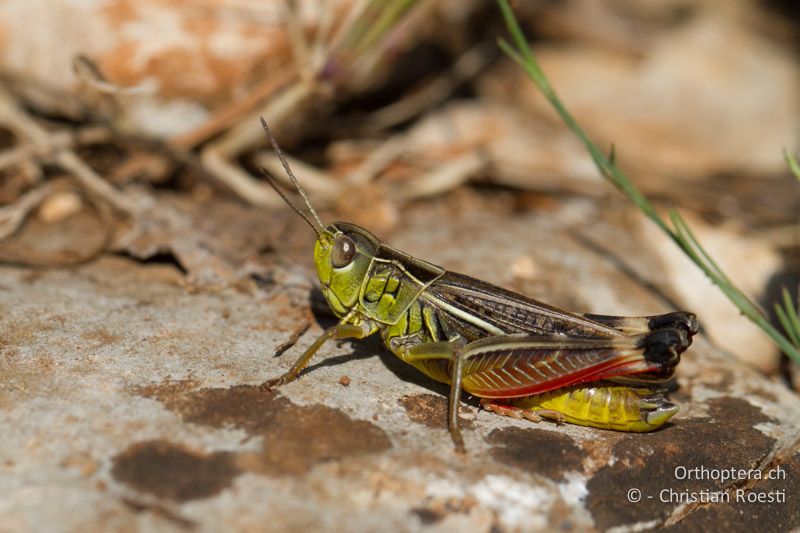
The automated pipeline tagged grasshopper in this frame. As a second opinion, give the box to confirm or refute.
[259,119,697,451]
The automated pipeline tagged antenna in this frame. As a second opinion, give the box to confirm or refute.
[260,118,325,235]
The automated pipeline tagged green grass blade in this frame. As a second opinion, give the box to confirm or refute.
[784,149,800,181]
[781,287,800,340]
[775,304,800,347]
[343,0,419,55]
[495,0,800,364]
[496,10,670,235]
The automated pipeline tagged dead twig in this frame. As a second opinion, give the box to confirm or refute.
[55,150,143,215]
[0,178,117,266]
[199,81,316,208]
[72,55,156,96]
[0,126,110,172]
[341,136,408,187]
[281,0,313,81]
[397,151,485,201]
[254,151,340,199]
[168,70,296,150]
[0,85,142,216]
[366,42,494,131]
[0,182,59,240]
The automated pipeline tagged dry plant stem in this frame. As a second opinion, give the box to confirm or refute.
[367,42,494,130]
[109,152,171,184]
[257,132,480,203]
[344,136,408,186]
[259,129,483,204]
[196,1,423,207]
[169,70,296,150]
[15,159,43,185]
[0,182,58,240]
[254,152,339,199]
[0,126,110,171]
[327,0,371,53]
[3,76,86,121]
[72,55,155,96]
[398,152,485,201]
[0,178,116,266]
[310,1,339,71]
[200,81,316,208]
[281,0,313,80]
[0,86,141,216]
[759,224,800,248]
[54,151,142,215]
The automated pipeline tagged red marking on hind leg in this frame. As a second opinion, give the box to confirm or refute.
[480,399,565,424]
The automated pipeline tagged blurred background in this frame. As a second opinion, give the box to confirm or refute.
[0,0,798,379]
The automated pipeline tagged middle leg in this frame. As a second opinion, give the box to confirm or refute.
[401,340,468,452]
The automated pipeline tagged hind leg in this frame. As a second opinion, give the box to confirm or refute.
[480,399,566,424]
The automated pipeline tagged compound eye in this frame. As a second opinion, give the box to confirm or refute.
[331,235,356,268]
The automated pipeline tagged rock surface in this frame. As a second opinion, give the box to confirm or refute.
[1,195,798,532]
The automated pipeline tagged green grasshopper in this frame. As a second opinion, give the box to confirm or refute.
[259,119,697,451]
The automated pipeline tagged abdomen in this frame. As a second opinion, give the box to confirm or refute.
[511,385,678,432]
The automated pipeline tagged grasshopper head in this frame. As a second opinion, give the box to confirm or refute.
[315,222,379,317]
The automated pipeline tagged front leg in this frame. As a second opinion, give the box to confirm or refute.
[262,319,374,389]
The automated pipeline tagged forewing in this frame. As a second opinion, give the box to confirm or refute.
[426,272,621,340]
